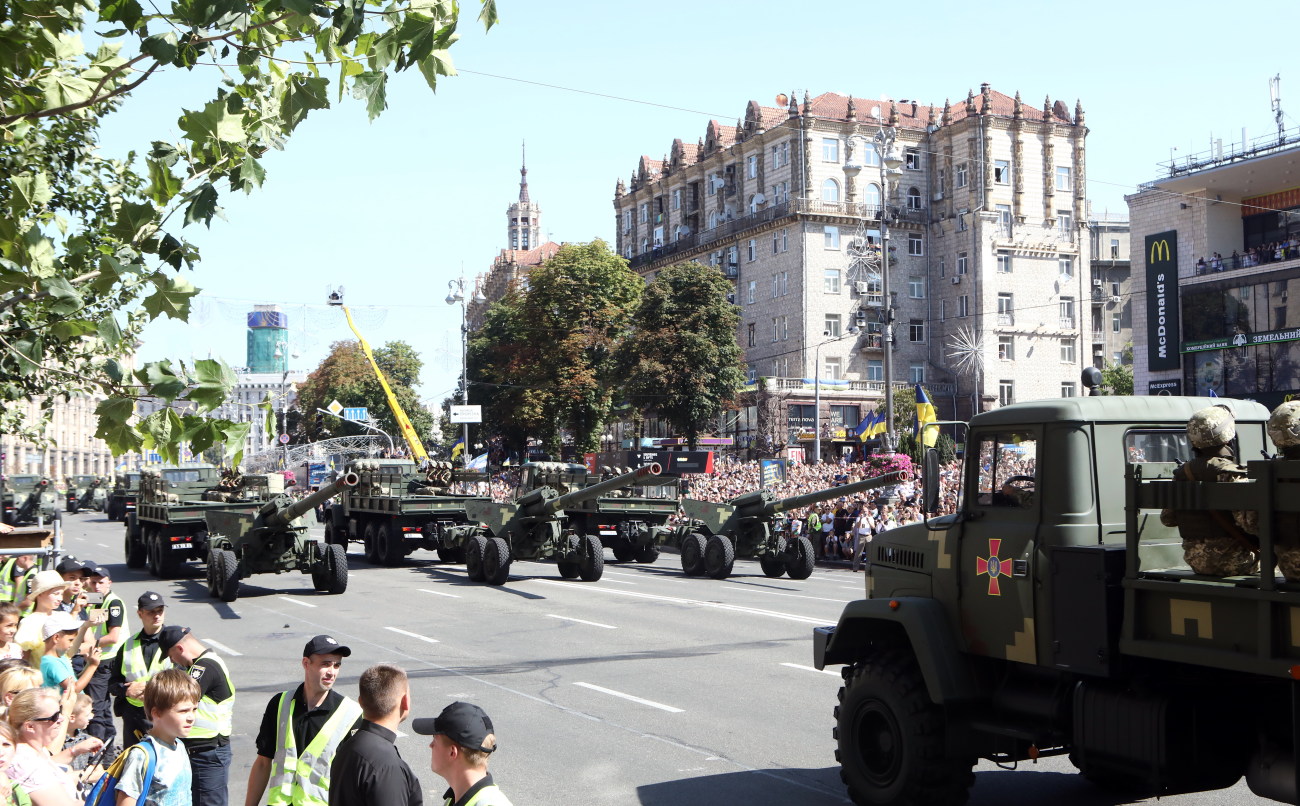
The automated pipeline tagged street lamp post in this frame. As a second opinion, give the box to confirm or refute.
[445,278,487,468]
[811,328,859,465]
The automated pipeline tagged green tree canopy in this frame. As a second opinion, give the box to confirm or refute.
[295,339,433,451]
[617,261,743,448]
[466,290,546,458]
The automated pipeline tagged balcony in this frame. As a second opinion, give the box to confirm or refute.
[1059,317,1075,329]
[859,334,884,351]
[997,313,1014,327]
[1193,246,1300,276]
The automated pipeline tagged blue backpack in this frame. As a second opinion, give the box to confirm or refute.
[85,739,157,806]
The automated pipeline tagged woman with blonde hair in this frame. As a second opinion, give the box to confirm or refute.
[5,688,100,805]
[0,667,41,713]
[0,721,27,806]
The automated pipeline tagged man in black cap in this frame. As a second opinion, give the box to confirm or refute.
[83,563,126,748]
[108,591,171,748]
[328,664,422,806]
[415,702,513,806]
[245,635,363,806]
[55,555,90,614]
[160,624,236,806]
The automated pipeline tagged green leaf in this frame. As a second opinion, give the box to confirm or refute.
[278,75,329,131]
[156,233,185,270]
[281,0,313,14]
[478,0,498,29]
[38,72,95,110]
[50,319,98,341]
[134,359,188,401]
[139,408,184,462]
[261,392,276,437]
[218,420,252,465]
[38,276,83,315]
[140,32,178,64]
[103,359,126,384]
[417,50,456,91]
[94,397,144,456]
[179,416,222,455]
[96,28,129,38]
[149,141,180,166]
[236,155,265,193]
[8,335,44,375]
[178,99,246,146]
[185,358,235,412]
[141,275,198,321]
[183,183,220,228]
[146,159,181,205]
[98,315,123,348]
[100,0,143,30]
[9,173,52,218]
[350,72,387,120]
[108,202,157,243]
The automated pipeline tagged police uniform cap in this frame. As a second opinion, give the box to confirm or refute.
[55,556,87,575]
[412,701,496,753]
[303,634,352,658]
[156,625,191,655]
[1269,401,1300,448]
[87,564,110,579]
[137,591,165,610]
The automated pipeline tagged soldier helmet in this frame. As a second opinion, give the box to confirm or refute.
[1268,401,1300,448]
[1187,405,1236,448]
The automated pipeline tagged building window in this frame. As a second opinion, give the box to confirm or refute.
[779,272,788,295]
[727,245,738,267]
[780,230,788,252]
[822,137,840,162]
[909,276,924,298]
[867,360,883,381]
[672,189,681,211]
[860,142,880,167]
[939,257,946,278]
[771,181,788,204]
[1060,337,1075,363]
[824,314,841,337]
[747,323,756,347]
[824,226,840,250]
[770,318,778,343]
[909,320,925,342]
[1112,312,1121,333]
[747,239,756,262]
[1110,238,1120,259]
[1060,296,1075,328]
[771,274,779,299]
[957,252,968,275]
[907,187,922,210]
[824,269,841,294]
[622,210,631,232]
[905,148,921,170]
[1111,281,1121,297]
[772,142,789,168]
[940,299,948,320]
[779,314,788,340]
[1058,210,1073,236]
[955,162,968,188]
[822,178,841,202]
[707,174,717,197]
[910,363,925,383]
[935,168,946,200]
[747,154,759,178]
[998,335,1014,360]
[994,159,1010,184]
[1061,382,1076,398]
[907,233,924,256]
[788,404,815,431]
[996,254,1012,274]
[747,280,756,304]
[824,356,842,380]
[1056,165,1072,191]
[999,380,1014,406]
[641,237,649,254]
[830,404,859,430]
[997,293,1014,326]
[708,211,718,229]
[1059,256,1073,278]
[995,204,1012,236]
[958,295,970,317]
[864,183,881,208]
[957,214,967,232]
[638,203,648,223]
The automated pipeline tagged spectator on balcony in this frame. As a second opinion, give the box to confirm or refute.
[1196,257,1207,273]
[1211,253,1223,271]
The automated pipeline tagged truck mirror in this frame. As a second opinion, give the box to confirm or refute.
[923,448,940,514]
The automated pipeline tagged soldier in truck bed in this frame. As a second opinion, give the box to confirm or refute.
[1160,405,1258,576]
[1267,400,1300,582]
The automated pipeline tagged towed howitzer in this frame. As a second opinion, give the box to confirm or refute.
[454,463,664,585]
[14,477,58,526]
[203,472,359,602]
[672,470,906,580]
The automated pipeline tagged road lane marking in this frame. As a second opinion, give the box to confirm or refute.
[574,682,683,713]
[277,597,316,608]
[419,588,462,598]
[547,614,616,630]
[386,627,439,644]
[95,543,108,548]
[533,580,827,625]
[723,581,852,604]
[781,662,839,677]
[203,639,243,657]
[601,572,642,581]
[602,578,636,585]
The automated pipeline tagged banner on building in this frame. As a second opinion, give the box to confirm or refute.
[1145,230,1181,372]
[624,450,715,476]
[1182,326,1300,353]
[759,459,786,488]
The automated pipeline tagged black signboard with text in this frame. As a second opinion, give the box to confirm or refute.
[624,450,714,476]
[1148,379,1182,396]
[1145,230,1181,372]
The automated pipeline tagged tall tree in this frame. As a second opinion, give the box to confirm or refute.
[295,339,434,451]
[0,0,494,462]
[618,261,744,449]
[467,291,546,458]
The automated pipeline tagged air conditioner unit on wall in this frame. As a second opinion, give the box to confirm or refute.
[951,276,961,285]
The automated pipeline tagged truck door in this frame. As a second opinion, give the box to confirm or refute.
[959,430,1040,664]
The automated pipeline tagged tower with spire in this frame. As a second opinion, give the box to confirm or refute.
[507,142,542,251]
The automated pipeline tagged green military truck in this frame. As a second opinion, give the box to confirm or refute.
[325,460,490,566]
[65,475,101,513]
[105,473,141,522]
[814,393,1300,805]
[2,476,58,526]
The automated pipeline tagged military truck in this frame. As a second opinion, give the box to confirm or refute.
[204,473,357,602]
[65,475,101,513]
[3,476,59,526]
[105,473,141,521]
[516,462,678,564]
[813,393,1300,805]
[446,464,663,586]
[325,460,490,566]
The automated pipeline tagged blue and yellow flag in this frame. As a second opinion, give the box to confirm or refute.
[914,384,938,447]
[450,438,465,460]
[858,411,886,442]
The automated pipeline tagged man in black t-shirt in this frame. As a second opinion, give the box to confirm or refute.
[108,591,171,748]
[84,563,126,747]
[330,664,422,806]
[160,625,236,806]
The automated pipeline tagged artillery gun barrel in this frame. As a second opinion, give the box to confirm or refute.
[758,471,906,516]
[264,472,359,527]
[542,463,663,516]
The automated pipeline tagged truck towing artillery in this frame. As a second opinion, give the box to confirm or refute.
[65,476,101,513]
[667,471,904,580]
[204,472,359,602]
[5,476,59,526]
[449,463,664,586]
[105,473,141,521]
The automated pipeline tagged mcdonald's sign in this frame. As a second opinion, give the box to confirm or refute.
[1145,230,1181,372]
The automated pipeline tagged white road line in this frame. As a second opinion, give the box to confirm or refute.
[386,627,439,644]
[602,578,636,585]
[781,662,839,677]
[419,588,462,598]
[95,543,108,548]
[600,571,642,580]
[574,682,683,713]
[723,581,851,604]
[277,597,316,608]
[547,614,616,630]
[202,639,243,657]
[533,580,827,625]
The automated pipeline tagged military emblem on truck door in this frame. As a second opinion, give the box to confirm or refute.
[976,538,1013,595]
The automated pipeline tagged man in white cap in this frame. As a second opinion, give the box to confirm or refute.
[245,635,363,806]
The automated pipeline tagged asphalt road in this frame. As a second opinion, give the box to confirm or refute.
[57,513,1266,806]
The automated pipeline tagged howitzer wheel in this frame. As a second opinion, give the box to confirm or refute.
[635,545,660,564]
[704,535,735,580]
[124,517,146,569]
[759,555,786,578]
[106,501,118,521]
[436,546,463,564]
[212,549,239,602]
[322,522,338,547]
[785,535,815,580]
[483,537,511,586]
[578,535,604,582]
[323,543,348,595]
[362,522,380,564]
[611,545,636,563]
[680,533,707,577]
[558,536,580,579]
[464,536,489,582]
[375,524,403,567]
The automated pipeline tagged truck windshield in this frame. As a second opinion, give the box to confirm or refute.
[162,470,203,483]
[1124,430,1191,464]
[975,432,1038,509]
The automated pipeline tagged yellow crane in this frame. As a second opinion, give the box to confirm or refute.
[338,305,429,464]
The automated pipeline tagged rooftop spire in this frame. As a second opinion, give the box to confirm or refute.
[519,140,530,204]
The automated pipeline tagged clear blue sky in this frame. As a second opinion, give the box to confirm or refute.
[113,0,1295,405]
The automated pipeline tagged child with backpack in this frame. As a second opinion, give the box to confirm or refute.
[109,668,199,806]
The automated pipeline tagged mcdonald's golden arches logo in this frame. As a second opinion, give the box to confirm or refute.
[1149,239,1172,264]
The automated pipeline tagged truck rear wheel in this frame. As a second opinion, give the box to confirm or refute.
[835,650,974,806]
[323,543,348,594]
[681,533,707,577]
[611,545,636,563]
[375,523,403,567]
[362,522,380,563]
[124,517,146,569]
[785,535,815,580]
[464,536,488,582]
[704,534,734,579]
[484,537,511,586]
[578,535,604,582]
[635,545,660,564]
[436,546,462,564]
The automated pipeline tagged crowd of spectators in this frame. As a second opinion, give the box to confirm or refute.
[1196,238,1300,274]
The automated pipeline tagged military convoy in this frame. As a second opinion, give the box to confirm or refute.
[64,475,105,513]
[105,472,140,522]
[814,392,1300,805]
[445,463,663,585]
[2,476,58,526]
[324,460,490,565]
[204,473,356,601]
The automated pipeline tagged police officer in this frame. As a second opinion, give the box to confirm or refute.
[109,591,171,747]
[1268,401,1300,581]
[244,636,363,806]
[160,624,236,806]
[1160,405,1258,575]
[415,702,513,806]
[84,563,127,748]
[0,553,36,606]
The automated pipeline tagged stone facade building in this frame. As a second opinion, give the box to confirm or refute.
[1088,216,1133,369]
[614,85,1092,458]
[1,394,116,478]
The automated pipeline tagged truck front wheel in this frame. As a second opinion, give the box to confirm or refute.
[835,649,974,806]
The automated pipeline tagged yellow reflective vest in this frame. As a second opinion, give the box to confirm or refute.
[268,692,362,806]
[0,560,35,607]
[121,632,173,708]
[88,592,129,661]
[189,652,235,740]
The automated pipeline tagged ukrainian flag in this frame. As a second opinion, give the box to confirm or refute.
[451,438,465,460]
[914,384,938,447]
[857,411,884,443]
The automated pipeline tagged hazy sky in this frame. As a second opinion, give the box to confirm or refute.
[108,0,1297,405]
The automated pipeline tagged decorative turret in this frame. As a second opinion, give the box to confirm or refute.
[615,178,625,198]
[787,92,799,117]
[1075,99,1085,126]
[802,90,811,116]
[1013,91,1023,120]
[889,100,899,125]
[507,142,542,251]
[847,96,856,121]
[927,104,937,128]
[941,99,951,126]
[980,83,992,115]
[965,90,976,115]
